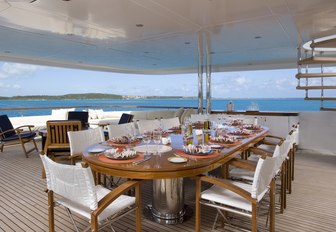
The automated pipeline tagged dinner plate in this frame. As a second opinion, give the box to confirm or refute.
[210,144,222,149]
[133,145,172,153]
[88,147,105,153]
[183,150,213,156]
[105,153,138,160]
[168,156,188,163]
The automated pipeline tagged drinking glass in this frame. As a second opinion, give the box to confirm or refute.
[153,130,162,155]
[142,131,151,155]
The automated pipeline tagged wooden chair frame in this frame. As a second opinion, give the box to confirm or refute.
[0,115,38,158]
[41,152,142,232]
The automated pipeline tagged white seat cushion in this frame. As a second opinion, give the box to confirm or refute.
[201,181,254,212]
[57,185,135,222]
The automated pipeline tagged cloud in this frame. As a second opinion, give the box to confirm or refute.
[234,76,251,86]
[0,82,21,90]
[0,62,43,79]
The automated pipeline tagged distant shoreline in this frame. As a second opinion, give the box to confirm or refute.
[0,93,303,101]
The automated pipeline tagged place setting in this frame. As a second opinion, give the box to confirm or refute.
[98,147,145,164]
[107,135,141,147]
[175,144,220,159]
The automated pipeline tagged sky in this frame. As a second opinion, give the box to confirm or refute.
[0,61,321,98]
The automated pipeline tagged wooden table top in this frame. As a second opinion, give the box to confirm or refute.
[82,128,269,179]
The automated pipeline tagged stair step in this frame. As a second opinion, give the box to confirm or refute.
[298,56,336,65]
[296,86,336,90]
[296,73,336,78]
[311,38,336,49]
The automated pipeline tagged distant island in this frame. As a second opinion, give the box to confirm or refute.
[0,93,195,100]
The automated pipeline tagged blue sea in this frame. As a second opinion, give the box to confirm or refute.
[0,98,335,117]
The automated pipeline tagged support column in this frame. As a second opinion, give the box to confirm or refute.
[205,31,212,114]
[198,32,204,114]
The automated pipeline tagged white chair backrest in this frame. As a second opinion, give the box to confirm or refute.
[293,127,299,145]
[40,154,98,210]
[190,114,209,123]
[68,127,105,157]
[161,117,180,130]
[207,114,227,122]
[251,156,276,201]
[270,145,283,171]
[281,139,292,159]
[107,122,136,139]
[137,119,161,134]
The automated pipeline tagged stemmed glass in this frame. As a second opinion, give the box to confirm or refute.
[152,130,162,155]
[142,130,151,155]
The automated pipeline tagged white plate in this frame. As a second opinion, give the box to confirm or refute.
[133,145,172,153]
[88,148,105,153]
[210,144,222,149]
[168,156,188,163]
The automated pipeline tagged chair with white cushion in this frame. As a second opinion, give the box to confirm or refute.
[67,127,105,165]
[136,119,161,134]
[190,114,209,123]
[230,140,288,213]
[107,122,136,139]
[161,117,180,131]
[40,152,142,232]
[195,156,276,232]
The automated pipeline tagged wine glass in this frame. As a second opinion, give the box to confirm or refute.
[142,130,151,155]
[152,130,162,155]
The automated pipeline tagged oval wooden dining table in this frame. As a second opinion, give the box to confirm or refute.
[82,127,269,224]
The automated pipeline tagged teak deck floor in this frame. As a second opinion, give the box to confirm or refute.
[1,143,336,232]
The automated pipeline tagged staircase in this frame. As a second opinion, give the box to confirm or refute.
[297,38,336,110]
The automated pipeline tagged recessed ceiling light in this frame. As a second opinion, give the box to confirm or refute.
[136,24,144,27]
[254,36,262,39]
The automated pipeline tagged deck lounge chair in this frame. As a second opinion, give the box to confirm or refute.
[0,114,38,158]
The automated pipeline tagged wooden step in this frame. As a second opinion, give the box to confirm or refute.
[311,38,336,49]
[296,73,336,78]
[296,85,336,90]
[298,56,336,65]
[305,97,336,100]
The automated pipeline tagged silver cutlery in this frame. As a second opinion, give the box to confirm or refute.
[133,155,151,165]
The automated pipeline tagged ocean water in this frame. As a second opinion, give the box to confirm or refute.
[0,98,334,117]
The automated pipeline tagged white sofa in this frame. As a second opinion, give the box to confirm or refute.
[9,107,196,131]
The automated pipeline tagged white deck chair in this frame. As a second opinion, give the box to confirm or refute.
[161,117,180,131]
[67,127,105,165]
[196,156,276,232]
[40,153,142,232]
[137,119,161,134]
[190,114,209,123]
[107,122,136,139]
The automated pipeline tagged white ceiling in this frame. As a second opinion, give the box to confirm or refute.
[0,0,335,74]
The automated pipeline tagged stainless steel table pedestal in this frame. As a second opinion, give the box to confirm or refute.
[145,177,192,224]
